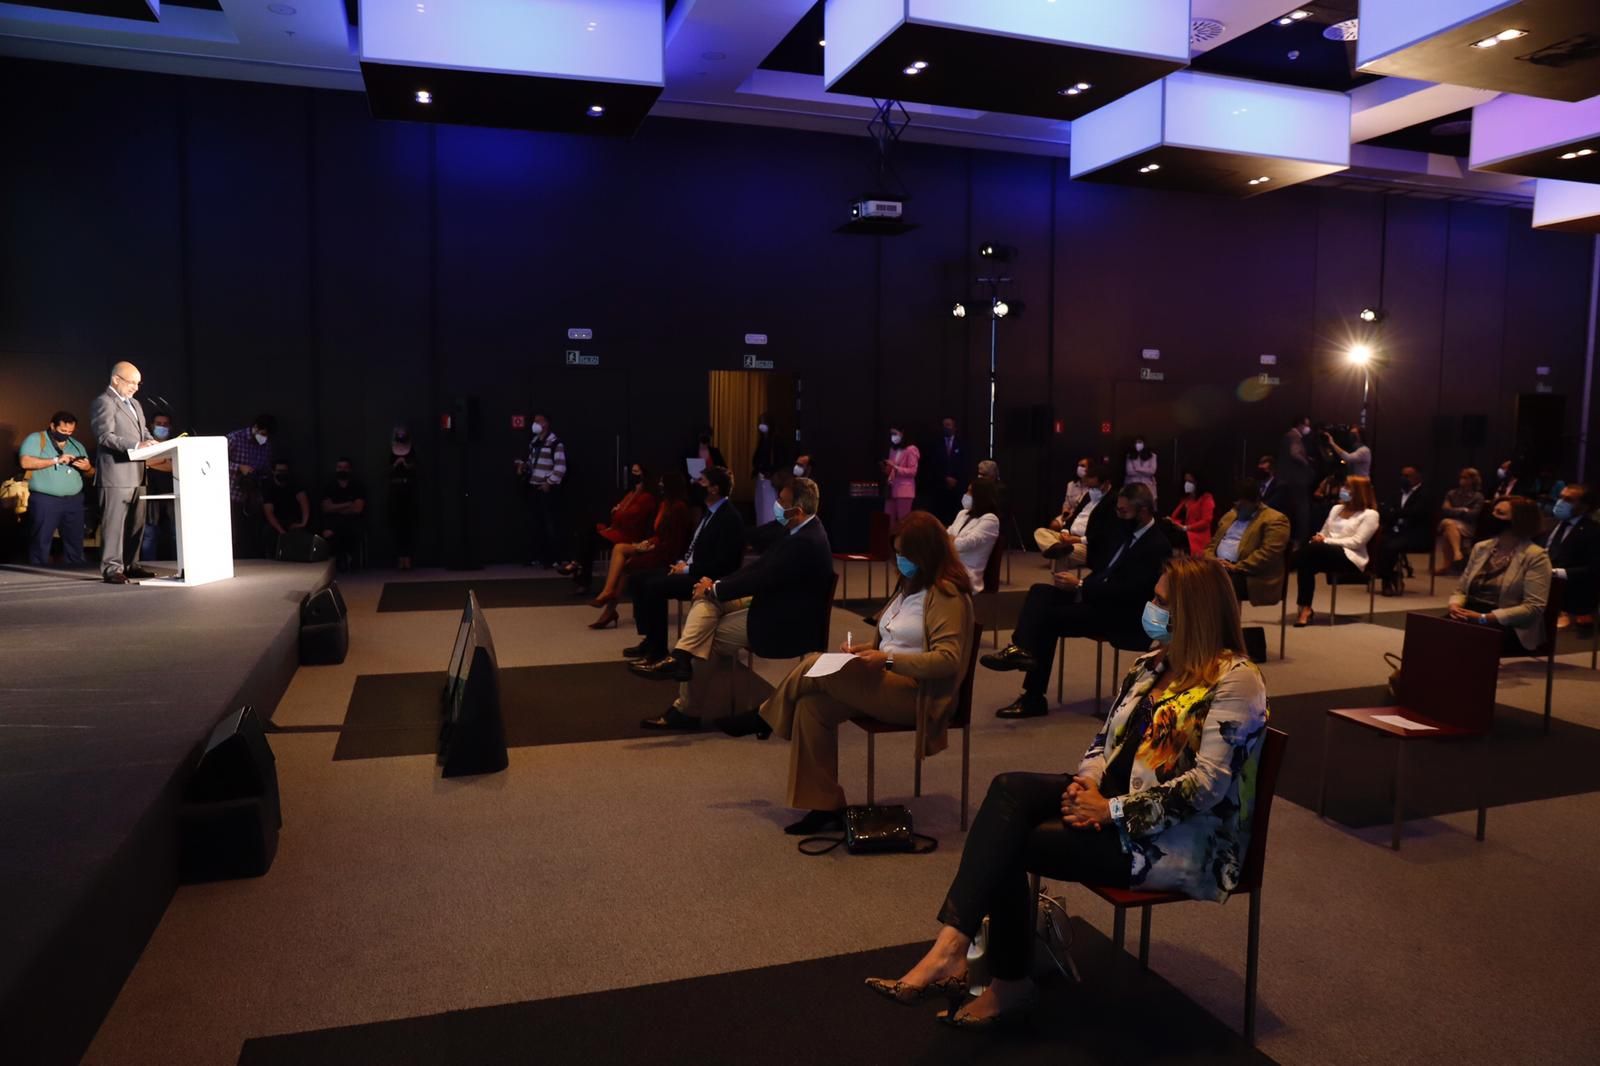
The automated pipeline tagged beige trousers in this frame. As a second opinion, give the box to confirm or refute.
[1032,527,1087,569]
[760,652,919,811]
[674,595,752,714]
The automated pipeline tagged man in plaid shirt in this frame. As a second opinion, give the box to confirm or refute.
[225,414,276,556]
[515,412,568,568]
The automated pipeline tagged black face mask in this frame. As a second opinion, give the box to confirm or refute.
[689,482,709,505]
[48,429,70,443]
[274,473,288,484]
[336,472,351,483]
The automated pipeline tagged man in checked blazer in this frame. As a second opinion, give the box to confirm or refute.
[90,361,159,584]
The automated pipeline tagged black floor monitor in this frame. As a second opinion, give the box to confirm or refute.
[438,590,508,777]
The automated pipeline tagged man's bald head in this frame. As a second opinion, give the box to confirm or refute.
[110,361,142,399]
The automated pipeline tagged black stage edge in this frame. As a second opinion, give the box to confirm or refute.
[0,560,335,1066]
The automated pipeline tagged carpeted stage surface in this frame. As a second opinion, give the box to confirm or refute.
[335,661,773,759]
[237,921,1272,1066]
[1267,684,1600,828]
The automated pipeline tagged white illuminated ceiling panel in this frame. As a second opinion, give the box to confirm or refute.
[1533,178,1600,231]
[1472,91,1600,183]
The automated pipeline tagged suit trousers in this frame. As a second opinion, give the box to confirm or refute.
[98,484,145,575]
[674,595,752,714]
[628,570,697,654]
[28,491,85,566]
[526,486,565,566]
[937,772,1131,980]
[1011,583,1108,697]
[1295,542,1361,606]
[759,652,919,811]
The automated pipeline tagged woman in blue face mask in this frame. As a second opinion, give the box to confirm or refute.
[947,478,1002,593]
[744,511,975,837]
[1294,474,1379,627]
[869,557,1269,1029]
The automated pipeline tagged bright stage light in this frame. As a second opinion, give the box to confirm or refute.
[1347,343,1374,366]
[952,302,967,318]
[1359,307,1385,323]
[991,300,1010,319]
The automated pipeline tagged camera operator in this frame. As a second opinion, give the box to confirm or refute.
[1322,424,1371,479]
[18,411,95,567]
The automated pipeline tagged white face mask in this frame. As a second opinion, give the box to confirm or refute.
[1184,480,1196,495]
[1134,441,1146,451]
[792,464,805,477]
[961,493,973,512]
[757,424,768,434]
[1087,487,1104,503]
[532,424,546,438]
[1076,464,1088,478]
[890,433,902,446]
[254,433,268,446]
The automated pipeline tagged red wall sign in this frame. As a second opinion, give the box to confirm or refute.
[510,414,527,430]
[1100,421,1112,435]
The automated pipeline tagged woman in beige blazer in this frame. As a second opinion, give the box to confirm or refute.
[735,510,974,836]
[1448,496,1552,653]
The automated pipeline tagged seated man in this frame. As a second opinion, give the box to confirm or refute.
[1370,465,1431,595]
[318,457,367,564]
[637,478,833,731]
[1032,463,1115,570]
[1206,477,1290,606]
[263,459,311,551]
[623,466,747,665]
[981,483,1171,719]
[1545,483,1600,629]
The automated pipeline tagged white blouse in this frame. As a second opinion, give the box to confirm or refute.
[879,589,929,656]
[948,510,1001,593]
[1320,506,1381,568]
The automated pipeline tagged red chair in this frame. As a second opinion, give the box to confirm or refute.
[1032,727,1287,1045]
[852,624,982,830]
[833,510,893,604]
[1320,611,1501,849]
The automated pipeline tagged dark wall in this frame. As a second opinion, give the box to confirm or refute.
[3,58,1596,563]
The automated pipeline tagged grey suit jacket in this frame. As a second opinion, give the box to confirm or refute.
[1450,540,1552,652]
[90,386,149,488]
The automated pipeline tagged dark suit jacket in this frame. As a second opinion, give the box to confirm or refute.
[1259,475,1292,516]
[1082,495,1124,572]
[714,517,835,657]
[925,435,966,488]
[1084,522,1172,648]
[1389,484,1433,549]
[683,500,745,581]
[1546,515,1600,605]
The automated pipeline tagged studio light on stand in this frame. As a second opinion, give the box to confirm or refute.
[951,302,967,319]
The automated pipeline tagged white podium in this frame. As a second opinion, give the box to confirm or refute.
[129,436,235,586]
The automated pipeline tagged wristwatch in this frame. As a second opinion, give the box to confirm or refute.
[1478,613,1488,624]
[885,656,895,672]
[1108,797,1125,824]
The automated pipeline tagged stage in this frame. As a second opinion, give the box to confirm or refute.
[0,559,335,1066]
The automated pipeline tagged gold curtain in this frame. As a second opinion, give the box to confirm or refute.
[708,370,770,503]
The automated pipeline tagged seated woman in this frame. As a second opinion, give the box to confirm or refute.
[588,471,690,629]
[1434,467,1485,575]
[726,511,974,835]
[565,461,656,594]
[1310,469,1346,533]
[1293,474,1379,627]
[867,556,1268,1027]
[1448,496,1552,655]
[1169,471,1215,557]
[948,477,1002,593]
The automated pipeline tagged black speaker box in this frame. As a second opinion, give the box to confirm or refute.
[178,706,281,883]
[300,583,349,665]
[276,529,331,563]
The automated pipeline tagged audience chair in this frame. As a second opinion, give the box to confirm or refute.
[733,572,839,683]
[1029,727,1287,1045]
[1324,528,1381,625]
[1053,632,1151,712]
[833,511,893,605]
[1320,612,1500,849]
[1507,574,1565,734]
[976,536,1006,650]
[1274,547,1292,659]
[852,624,982,830]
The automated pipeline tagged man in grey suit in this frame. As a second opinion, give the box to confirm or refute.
[91,361,159,584]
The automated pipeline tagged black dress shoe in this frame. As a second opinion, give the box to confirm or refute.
[623,642,660,659]
[980,645,1036,672]
[639,707,702,731]
[125,566,157,579]
[632,654,692,682]
[715,709,772,739]
[995,696,1048,720]
[783,809,845,836]
[103,571,129,585]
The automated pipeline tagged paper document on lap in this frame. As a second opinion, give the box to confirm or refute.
[805,653,856,678]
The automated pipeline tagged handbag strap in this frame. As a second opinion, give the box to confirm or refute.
[909,832,939,854]
[796,832,939,856]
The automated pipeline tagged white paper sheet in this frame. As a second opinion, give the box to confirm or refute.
[685,458,707,480]
[1370,714,1436,731]
[804,653,856,678]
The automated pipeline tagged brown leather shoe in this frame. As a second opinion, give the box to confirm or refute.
[103,571,129,585]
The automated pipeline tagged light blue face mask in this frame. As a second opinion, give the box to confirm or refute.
[153,425,171,440]
[1141,601,1172,643]
[1553,499,1575,522]
[1338,488,1352,503]
[773,500,790,523]
[896,554,918,579]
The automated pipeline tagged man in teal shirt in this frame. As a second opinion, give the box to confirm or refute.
[18,411,94,567]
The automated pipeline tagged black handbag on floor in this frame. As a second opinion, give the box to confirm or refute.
[798,804,938,855]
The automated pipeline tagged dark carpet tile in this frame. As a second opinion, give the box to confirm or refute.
[377,578,592,612]
[237,922,1274,1065]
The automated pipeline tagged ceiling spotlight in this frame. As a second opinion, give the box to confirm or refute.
[1359,308,1385,323]
[978,243,1013,262]
[414,90,432,104]
[912,60,928,69]
[1495,28,1527,41]
[1276,17,1292,26]
[587,104,605,117]
[1289,9,1310,19]
[1578,148,1596,157]
[903,65,922,75]
[991,300,1010,319]
[1138,163,1161,174]
[952,302,967,319]
[1063,87,1081,96]
[1472,36,1501,49]
[818,39,825,46]
[1347,343,1374,367]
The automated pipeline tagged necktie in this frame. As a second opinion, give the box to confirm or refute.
[684,510,712,564]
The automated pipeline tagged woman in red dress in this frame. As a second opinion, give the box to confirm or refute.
[566,461,657,593]
[588,471,692,629]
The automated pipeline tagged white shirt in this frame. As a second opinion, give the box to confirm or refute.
[948,510,1001,593]
[879,589,928,656]
[1319,506,1380,569]
[1070,496,1099,538]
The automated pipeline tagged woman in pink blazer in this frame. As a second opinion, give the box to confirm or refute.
[881,427,920,530]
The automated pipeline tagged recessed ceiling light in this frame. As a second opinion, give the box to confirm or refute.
[912,60,928,69]
[1248,176,1271,185]
[1495,29,1527,42]
[414,90,431,104]
[1289,9,1310,19]
[1578,148,1596,157]
[1277,17,1292,26]
[817,39,825,47]
[1561,152,1579,160]
[1139,163,1160,174]
[903,65,922,75]
[587,104,605,117]
[1472,36,1500,49]
[586,20,598,31]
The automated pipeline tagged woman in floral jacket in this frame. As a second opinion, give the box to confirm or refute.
[866,555,1269,1028]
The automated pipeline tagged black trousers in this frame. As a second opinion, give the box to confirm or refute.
[1369,531,1428,582]
[571,525,608,588]
[938,772,1131,980]
[28,491,85,566]
[627,569,696,653]
[526,486,565,566]
[1011,584,1110,697]
[1295,542,1361,606]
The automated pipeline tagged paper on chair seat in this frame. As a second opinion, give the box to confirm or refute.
[1371,714,1436,731]
[805,653,856,678]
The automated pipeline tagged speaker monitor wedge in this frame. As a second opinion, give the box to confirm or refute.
[300,583,349,665]
[178,706,281,883]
